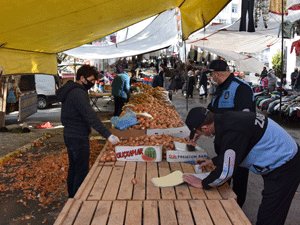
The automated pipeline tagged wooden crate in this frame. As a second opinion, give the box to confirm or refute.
[54,199,251,225]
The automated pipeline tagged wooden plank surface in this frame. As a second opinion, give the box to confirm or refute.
[132,162,146,200]
[88,166,112,200]
[118,162,136,200]
[180,163,207,199]
[174,200,195,225]
[74,165,102,200]
[73,201,97,225]
[158,161,176,199]
[169,163,191,199]
[107,201,126,225]
[53,199,75,225]
[91,201,112,225]
[218,183,237,200]
[55,199,251,225]
[102,162,125,200]
[125,201,143,225]
[221,199,252,225]
[204,188,222,200]
[189,200,214,225]
[143,201,159,225]
[159,200,178,225]
[60,199,82,225]
[205,200,232,225]
[146,162,160,200]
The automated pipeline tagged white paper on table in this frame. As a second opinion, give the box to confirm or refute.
[151,170,183,187]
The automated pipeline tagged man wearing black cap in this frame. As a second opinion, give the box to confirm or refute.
[207,59,255,207]
[184,107,300,225]
[207,59,255,113]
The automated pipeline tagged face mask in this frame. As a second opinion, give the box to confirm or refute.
[83,78,94,90]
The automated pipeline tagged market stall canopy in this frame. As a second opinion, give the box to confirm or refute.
[0,0,229,75]
[64,10,178,59]
[188,10,300,53]
[200,47,265,74]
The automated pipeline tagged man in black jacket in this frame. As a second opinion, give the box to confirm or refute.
[56,65,120,197]
[185,107,300,225]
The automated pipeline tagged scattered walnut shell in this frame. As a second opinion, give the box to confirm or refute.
[131,178,137,185]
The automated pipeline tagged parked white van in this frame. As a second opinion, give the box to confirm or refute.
[35,74,60,109]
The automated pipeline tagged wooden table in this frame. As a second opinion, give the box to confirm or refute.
[54,146,252,225]
[73,161,236,201]
[54,199,251,225]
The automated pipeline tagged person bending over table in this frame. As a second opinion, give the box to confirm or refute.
[184,107,300,225]
[207,59,255,207]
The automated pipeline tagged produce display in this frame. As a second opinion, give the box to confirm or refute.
[122,85,184,129]
[100,134,188,162]
[101,84,188,163]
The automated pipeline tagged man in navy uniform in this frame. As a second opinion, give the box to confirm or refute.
[206,59,255,207]
[185,107,300,225]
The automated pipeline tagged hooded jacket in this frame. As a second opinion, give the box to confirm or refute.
[56,80,111,138]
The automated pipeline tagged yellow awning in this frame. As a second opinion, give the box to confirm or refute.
[0,0,229,75]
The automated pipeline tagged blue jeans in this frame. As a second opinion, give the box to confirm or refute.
[64,136,90,198]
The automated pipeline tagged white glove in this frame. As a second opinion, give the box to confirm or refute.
[108,135,120,145]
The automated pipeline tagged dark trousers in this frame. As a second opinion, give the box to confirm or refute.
[113,96,127,116]
[256,148,300,225]
[232,166,249,207]
[187,87,194,98]
[64,136,90,198]
[240,0,255,32]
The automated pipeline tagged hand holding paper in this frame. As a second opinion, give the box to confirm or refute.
[196,158,216,172]
[182,174,203,188]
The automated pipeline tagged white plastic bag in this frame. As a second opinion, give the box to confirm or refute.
[199,86,205,95]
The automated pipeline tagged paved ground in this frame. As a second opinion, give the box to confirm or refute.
[1,93,300,224]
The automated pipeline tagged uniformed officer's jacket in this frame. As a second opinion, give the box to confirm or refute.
[202,111,298,189]
[208,74,256,113]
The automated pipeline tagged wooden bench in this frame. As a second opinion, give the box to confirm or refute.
[54,199,251,225]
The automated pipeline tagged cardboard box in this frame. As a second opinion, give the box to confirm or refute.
[146,125,190,138]
[110,125,189,140]
[110,128,146,139]
[174,141,204,151]
[166,150,208,163]
[115,145,162,162]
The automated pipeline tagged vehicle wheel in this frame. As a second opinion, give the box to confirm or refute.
[37,96,47,109]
